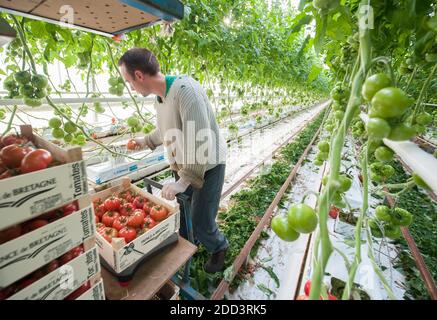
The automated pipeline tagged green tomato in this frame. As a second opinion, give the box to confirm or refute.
[413,124,426,135]
[64,121,77,134]
[75,134,86,143]
[287,203,318,234]
[384,223,401,239]
[392,208,413,227]
[108,86,118,95]
[375,205,392,223]
[23,97,42,107]
[52,127,65,139]
[108,77,119,86]
[316,151,329,161]
[370,87,413,119]
[387,123,415,141]
[271,215,300,242]
[31,74,48,89]
[369,218,383,238]
[412,173,431,191]
[368,139,383,153]
[3,78,18,91]
[313,159,324,166]
[34,87,47,99]
[64,133,73,143]
[382,164,395,177]
[366,117,391,139]
[142,123,155,134]
[94,102,105,114]
[14,71,31,85]
[338,175,352,193]
[127,116,139,127]
[361,73,392,102]
[334,110,344,121]
[48,117,62,128]
[374,146,394,162]
[19,84,35,97]
[318,140,330,153]
[415,112,432,125]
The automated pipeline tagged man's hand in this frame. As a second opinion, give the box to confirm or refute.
[126,137,148,151]
[161,179,190,200]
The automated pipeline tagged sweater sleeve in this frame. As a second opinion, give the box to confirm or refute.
[143,127,162,150]
[177,85,213,189]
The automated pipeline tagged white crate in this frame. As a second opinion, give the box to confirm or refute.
[91,178,180,273]
[0,202,96,288]
[8,246,101,300]
[0,125,88,230]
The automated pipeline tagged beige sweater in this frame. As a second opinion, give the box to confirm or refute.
[144,76,227,189]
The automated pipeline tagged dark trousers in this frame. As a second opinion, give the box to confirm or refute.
[174,164,228,254]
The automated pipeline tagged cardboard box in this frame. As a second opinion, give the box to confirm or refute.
[87,147,165,185]
[0,125,88,230]
[91,178,180,273]
[0,201,96,288]
[8,246,101,300]
[76,278,105,300]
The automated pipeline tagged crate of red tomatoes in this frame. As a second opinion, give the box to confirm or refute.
[0,125,88,230]
[91,178,180,274]
[0,196,98,293]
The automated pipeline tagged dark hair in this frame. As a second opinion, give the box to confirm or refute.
[118,48,160,78]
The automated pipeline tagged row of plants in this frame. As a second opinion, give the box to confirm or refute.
[0,0,329,156]
[188,109,326,297]
[270,0,436,300]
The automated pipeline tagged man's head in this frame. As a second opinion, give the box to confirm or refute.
[118,48,160,97]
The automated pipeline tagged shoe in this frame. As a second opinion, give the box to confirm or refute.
[203,247,228,274]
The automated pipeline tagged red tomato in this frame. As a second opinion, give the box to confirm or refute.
[94,203,107,219]
[112,216,129,231]
[0,224,22,244]
[0,144,31,168]
[296,294,309,300]
[39,209,60,221]
[70,245,84,258]
[63,202,78,213]
[101,227,118,243]
[137,227,149,237]
[128,209,145,228]
[329,206,340,219]
[119,190,134,203]
[118,227,137,243]
[23,219,49,233]
[101,211,119,227]
[1,134,28,146]
[126,139,138,150]
[144,216,157,229]
[20,149,53,174]
[95,215,100,224]
[44,259,60,274]
[304,280,311,296]
[133,196,146,209]
[150,205,168,221]
[143,201,154,215]
[119,202,135,216]
[328,294,338,300]
[59,251,74,265]
[96,222,106,233]
[104,196,121,211]
[0,169,13,180]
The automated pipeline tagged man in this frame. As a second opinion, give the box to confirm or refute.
[118,48,228,273]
